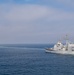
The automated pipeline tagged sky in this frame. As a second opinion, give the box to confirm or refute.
[0,0,74,44]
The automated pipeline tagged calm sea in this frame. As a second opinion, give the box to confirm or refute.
[0,44,74,75]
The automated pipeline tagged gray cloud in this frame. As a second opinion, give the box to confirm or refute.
[0,4,74,44]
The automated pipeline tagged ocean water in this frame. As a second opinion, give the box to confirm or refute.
[0,44,74,75]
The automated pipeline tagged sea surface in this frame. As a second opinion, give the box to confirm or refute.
[0,44,74,75]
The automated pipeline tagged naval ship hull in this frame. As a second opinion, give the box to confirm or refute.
[45,49,74,55]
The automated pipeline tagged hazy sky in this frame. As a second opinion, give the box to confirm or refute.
[0,0,74,44]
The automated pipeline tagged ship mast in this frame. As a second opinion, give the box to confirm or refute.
[66,35,69,50]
